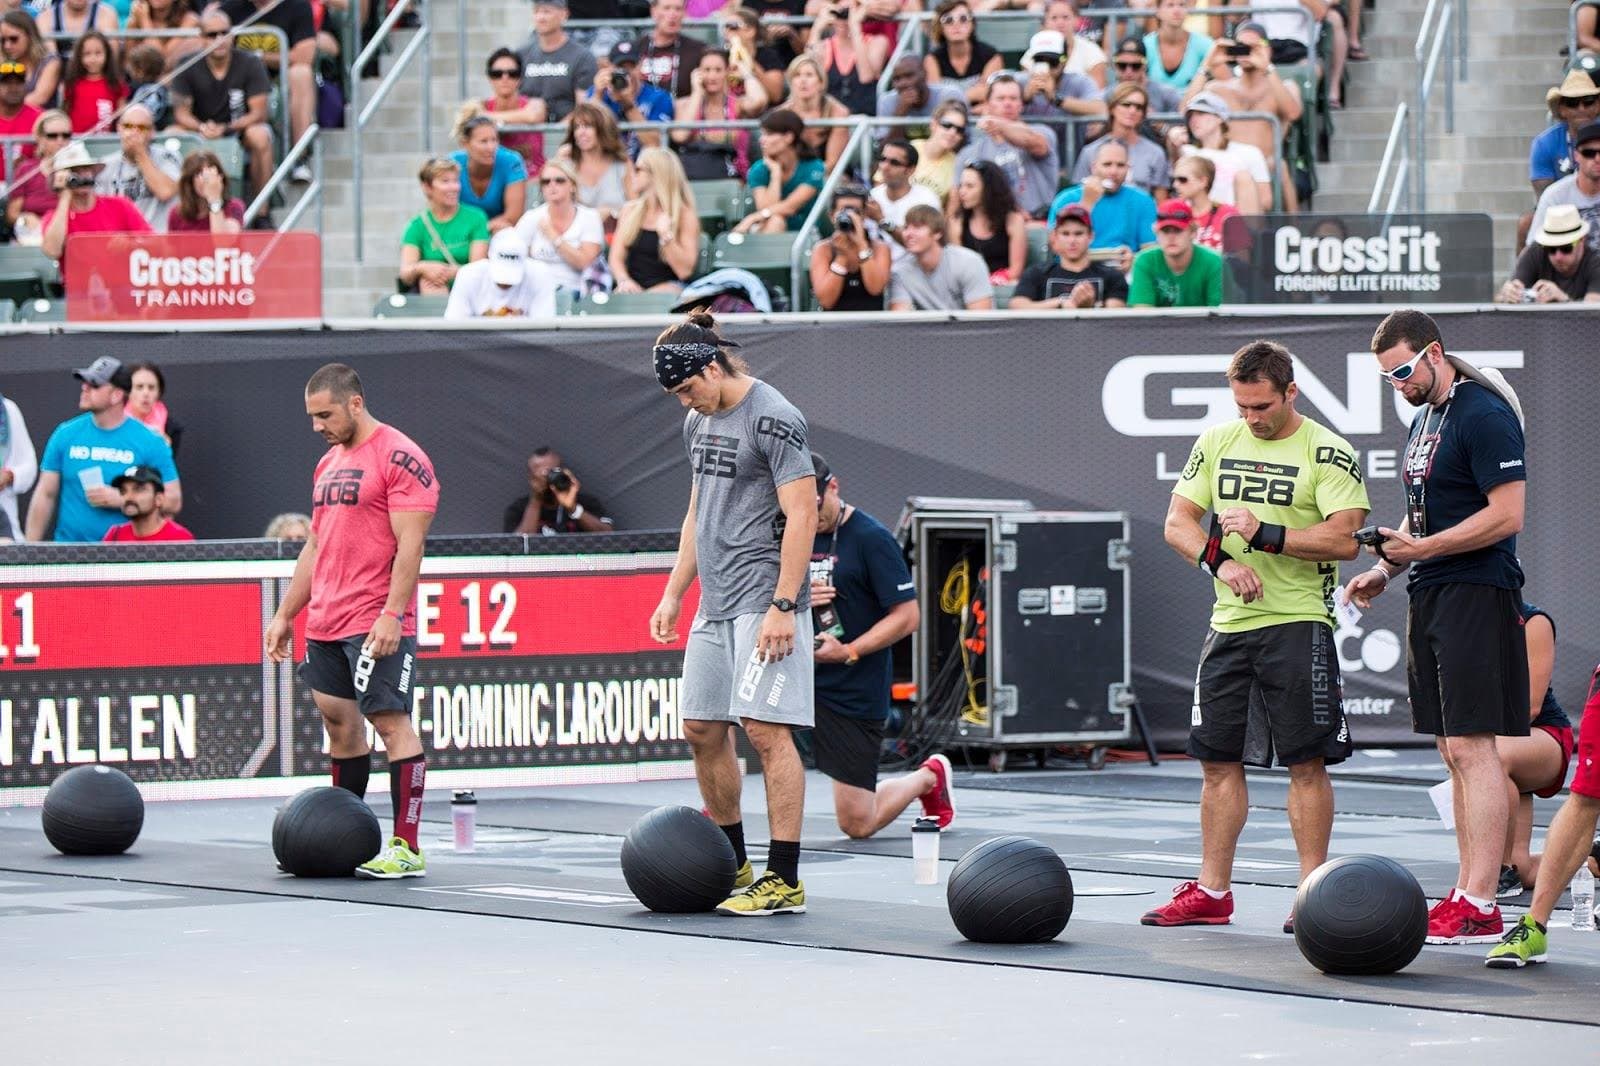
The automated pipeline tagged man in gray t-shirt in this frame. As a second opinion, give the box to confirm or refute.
[1528,130,1600,252]
[956,76,1061,218]
[1072,132,1171,198]
[888,205,996,311]
[648,324,818,915]
[517,0,597,123]
[94,104,181,231]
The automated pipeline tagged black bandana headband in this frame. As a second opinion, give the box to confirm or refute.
[654,342,722,389]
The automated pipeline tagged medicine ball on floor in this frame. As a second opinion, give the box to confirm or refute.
[41,764,145,855]
[272,787,383,878]
[1294,854,1428,975]
[620,805,737,913]
[947,835,1074,943]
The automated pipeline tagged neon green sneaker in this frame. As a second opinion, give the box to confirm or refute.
[1485,914,1548,968]
[354,836,427,880]
[716,870,805,916]
[733,860,755,891]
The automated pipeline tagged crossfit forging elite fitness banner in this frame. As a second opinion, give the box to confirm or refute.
[0,308,1592,763]
[0,540,698,802]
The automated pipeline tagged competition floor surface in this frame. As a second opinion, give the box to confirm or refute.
[2,751,1596,1064]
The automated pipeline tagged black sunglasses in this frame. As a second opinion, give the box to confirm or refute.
[1115,60,1146,70]
[1579,147,1600,159]
[938,119,966,132]
[1548,241,1582,254]
[202,29,229,38]
[489,67,520,78]
[1562,95,1600,108]
[40,130,71,139]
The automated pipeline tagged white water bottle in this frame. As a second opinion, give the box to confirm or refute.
[1570,864,1595,931]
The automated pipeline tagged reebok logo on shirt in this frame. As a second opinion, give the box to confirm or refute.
[1499,459,1523,469]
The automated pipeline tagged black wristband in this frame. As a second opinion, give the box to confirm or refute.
[1198,518,1235,578]
[1248,521,1287,554]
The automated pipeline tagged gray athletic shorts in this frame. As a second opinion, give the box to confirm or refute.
[681,611,815,727]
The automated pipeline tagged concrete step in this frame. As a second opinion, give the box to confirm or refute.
[1328,131,1537,162]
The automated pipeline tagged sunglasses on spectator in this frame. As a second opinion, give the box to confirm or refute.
[1115,60,1146,71]
[201,29,229,38]
[1563,95,1600,108]
[1382,342,1436,383]
[1579,147,1600,159]
[1115,100,1147,110]
[1548,241,1582,255]
[938,119,966,132]
[539,175,570,184]
[489,67,520,78]
[939,12,972,25]
[1171,174,1195,185]
[40,129,71,140]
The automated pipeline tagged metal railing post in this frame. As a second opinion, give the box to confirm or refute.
[423,10,433,154]
[459,0,469,102]
[351,0,429,262]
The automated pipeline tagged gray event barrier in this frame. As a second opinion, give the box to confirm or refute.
[0,307,1593,751]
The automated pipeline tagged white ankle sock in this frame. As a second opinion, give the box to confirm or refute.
[1198,883,1229,899]
[1460,891,1494,912]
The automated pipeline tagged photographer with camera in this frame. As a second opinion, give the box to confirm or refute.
[41,140,151,266]
[1496,205,1600,305]
[503,446,613,535]
[809,183,892,311]
[588,40,674,158]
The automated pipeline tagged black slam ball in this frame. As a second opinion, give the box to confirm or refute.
[1294,854,1428,975]
[620,805,738,913]
[947,835,1074,943]
[41,764,145,856]
[272,787,383,878]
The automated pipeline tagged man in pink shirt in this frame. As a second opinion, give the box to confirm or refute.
[264,363,441,879]
[40,140,151,267]
[102,464,194,542]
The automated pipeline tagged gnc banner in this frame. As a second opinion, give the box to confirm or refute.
[63,231,322,321]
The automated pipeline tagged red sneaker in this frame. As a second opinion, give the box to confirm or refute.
[1425,895,1503,945]
[918,754,957,828]
[1141,881,1233,926]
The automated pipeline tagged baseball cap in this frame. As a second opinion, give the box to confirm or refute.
[110,464,164,491]
[487,229,527,287]
[74,356,133,391]
[532,0,567,7]
[1155,200,1196,230]
[1235,20,1268,40]
[811,451,833,490]
[1023,30,1066,67]
[609,39,640,65]
[1055,204,1093,230]
[1185,90,1231,120]
[1576,120,1600,148]
[1113,36,1144,59]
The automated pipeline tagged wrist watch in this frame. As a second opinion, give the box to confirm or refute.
[844,644,860,666]
[759,208,773,221]
[857,247,872,262]
[569,503,585,520]
[771,597,797,612]
[208,199,223,214]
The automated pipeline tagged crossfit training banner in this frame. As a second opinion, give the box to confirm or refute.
[0,541,696,803]
[1,307,1595,752]
[63,232,323,321]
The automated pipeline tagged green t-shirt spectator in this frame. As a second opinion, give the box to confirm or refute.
[401,205,491,267]
[1128,244,1225,308]
[746,158,826,231]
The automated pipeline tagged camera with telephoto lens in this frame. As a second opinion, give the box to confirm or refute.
[610,69,630,92]
[65,172,96,189]
[834,207,857,234]
[546,466,574,494]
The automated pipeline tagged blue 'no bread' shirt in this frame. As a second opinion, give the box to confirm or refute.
[40,414,179,541]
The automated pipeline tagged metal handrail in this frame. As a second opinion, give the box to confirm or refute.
[244,122,321,230]
[351,0,429,262]
[789,118,872,305]
[1370,0,1466,216]
[1367,101,1408,215]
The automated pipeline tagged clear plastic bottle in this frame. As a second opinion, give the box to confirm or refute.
[1570,864,1594,931]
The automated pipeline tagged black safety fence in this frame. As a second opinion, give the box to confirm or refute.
[0,306,1594,766]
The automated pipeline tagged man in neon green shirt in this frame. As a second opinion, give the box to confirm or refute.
[1143,340,1370,932]
[1128,199,1224,307]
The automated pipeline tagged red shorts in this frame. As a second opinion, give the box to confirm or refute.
[1533,724,1575,798]
[1570,673,1600,800]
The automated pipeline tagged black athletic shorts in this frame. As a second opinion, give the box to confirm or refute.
[300,635,418,717]
[805,703,885,792]
[1189,621,1351,768]
[1407,583,1529,738]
